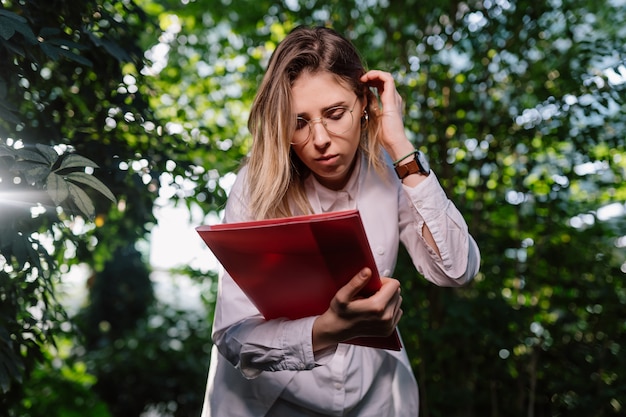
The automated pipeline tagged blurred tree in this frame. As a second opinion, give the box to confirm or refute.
[0,0,158,407]
[77,245,154,350]
[2,0,625,416]
[1,0,212,415]
[13,337,112,417]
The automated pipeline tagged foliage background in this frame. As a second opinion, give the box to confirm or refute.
[1,0,625,416]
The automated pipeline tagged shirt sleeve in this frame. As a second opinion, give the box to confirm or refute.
[210,167,326,378]
[213,299,320,379]
[398,170,481,287]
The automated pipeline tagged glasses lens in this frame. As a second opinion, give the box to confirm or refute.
[324,106,353,136]
[291,103,355,145]
[292,117,310,144]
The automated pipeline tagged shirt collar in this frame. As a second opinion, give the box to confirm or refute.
[307,155,362,212]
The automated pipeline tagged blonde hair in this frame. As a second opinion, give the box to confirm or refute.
[246,26,386,220]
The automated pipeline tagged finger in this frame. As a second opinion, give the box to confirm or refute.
[360,69,393,83]
[352,277,400,314]
[336,267,373,303]
[393,306,403,328]
[392,294,403,325]
[360,70,396,95]
[361,74,403,115]
[370,285,402,333]
[379,276,401,295]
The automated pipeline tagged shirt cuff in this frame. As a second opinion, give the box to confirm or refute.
[236,316,319,378]
[402,170,449,214]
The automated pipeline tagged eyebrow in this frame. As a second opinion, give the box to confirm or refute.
[296,100,351,118]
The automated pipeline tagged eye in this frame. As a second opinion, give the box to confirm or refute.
[295,117,309,130]
[324,107,348,121]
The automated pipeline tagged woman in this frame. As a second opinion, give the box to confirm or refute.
[201,26,480,416]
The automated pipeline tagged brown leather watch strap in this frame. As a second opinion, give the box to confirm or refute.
[394,159,422,179]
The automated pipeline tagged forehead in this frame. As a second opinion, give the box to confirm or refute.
[291,71,354,114]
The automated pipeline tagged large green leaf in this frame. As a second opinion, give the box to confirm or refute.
[14,148,49,165]
[38,27,61,38]
[58,154,100,170]
[0,342,24,394]
[39,39,93,66]
[0,9,27,23]
[38,42,60,61]
[0,16,16,40]
[65,172,117,203]
[46,172,70,205]
[0,10,37,44]
[0,143,16,158]
[67,182,95,219]
[35,144,59,166]
[56,48,93,67]
[11,160,50,184]
[86,32,132,62]
[0,319,26,390]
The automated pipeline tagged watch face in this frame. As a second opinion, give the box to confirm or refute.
[417,151,430,174]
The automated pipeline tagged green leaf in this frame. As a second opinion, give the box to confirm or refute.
[0,144,16,158]
[68,183,95,219]
[65,172,117,203]
[0,9,28,23]
[57,48,93,67]
[0,13,37,45]
[0,10,31,42]
[45,37,88,51]
[39,42,60,61]
[46,172,70,205]
[25,165,51,185]
[1,362,13,394]
[11,160,50,184]
[39,38,93,66]
[38,27,61,38]
[0,17,16,40]
[89,34,132,63]
[0,342,25,393]
[14,148,49,164]
[58,154,100,170]
[35,144,59,165]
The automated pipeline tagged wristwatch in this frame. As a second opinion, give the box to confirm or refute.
[394,150,430,179]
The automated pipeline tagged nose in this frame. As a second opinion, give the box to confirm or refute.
[309,118,331,146]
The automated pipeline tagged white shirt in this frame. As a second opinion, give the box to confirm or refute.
[270,159,395,416]
[201,154,481,417]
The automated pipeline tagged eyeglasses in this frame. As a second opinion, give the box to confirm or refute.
[291,96,359,145]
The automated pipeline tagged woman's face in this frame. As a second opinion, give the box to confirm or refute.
[290,71,365,191]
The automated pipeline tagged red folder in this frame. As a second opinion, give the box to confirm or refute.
[196,209,401,350]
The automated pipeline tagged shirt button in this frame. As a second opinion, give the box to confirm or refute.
[376,247,385,255]
[334,382,342,390]
[382,269,391,276]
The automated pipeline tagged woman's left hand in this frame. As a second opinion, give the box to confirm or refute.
[360,70,414,160]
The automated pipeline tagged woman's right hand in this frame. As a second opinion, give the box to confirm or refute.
[312,267,403,352]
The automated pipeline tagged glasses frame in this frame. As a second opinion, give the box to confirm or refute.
[291,96,359,145]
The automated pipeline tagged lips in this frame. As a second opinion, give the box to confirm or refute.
[316,154,338,162]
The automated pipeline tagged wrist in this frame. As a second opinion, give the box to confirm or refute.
[387,141,416,163]
[393,149,416,166]
[393,149,430,180]
[312,314,340,352]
